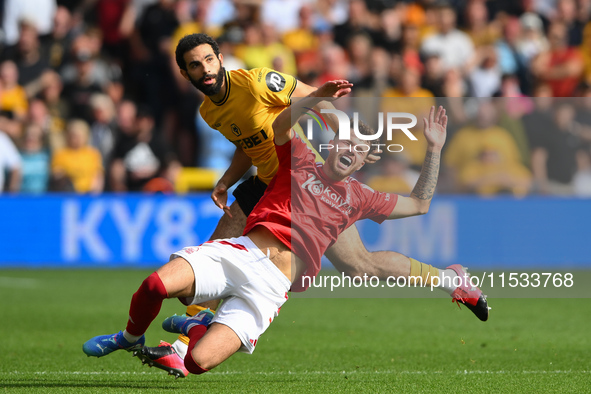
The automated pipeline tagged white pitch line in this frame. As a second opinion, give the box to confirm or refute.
[2,370,589,377]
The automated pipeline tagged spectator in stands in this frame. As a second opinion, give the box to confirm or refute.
[261,0,304,34]
[458,143,532,196]
[40,5,76,72]
[463,0,500,48]
[0,130,21,193]
[516,13,548,67]
[314,0,349,27]
[494,88,532,168]
[131,0,178,124]
[443,100,522,188]
[355,46,393,95]
[1,0,590,198]
[515,13,548,93]
[421,53,445,97]
[333,0,381,50]
[61,48,104,124]
[495,17,528,93]
[346,31,373,83]
[366,153,420,195]
[50,118,103,193]
[27,97,65,153]
[7,19,51,91]
[95,0,135,61]
[316,42,350,84]
[37,70,68,129]
[420,1,475,74]
[398,22,424,74]
[89,93,117,169]
[109,106,180,192]
[19,123,50,193]
[1,0,56,47]
[530,22,584,97]
[530,101,582,195]
[441,67,468,97]
[383,65,434,99]
[235,24,296,76]
[469,46,501,97]
[0,60,28,119]
[381,67,434,169]
[282,4,319,54]
[262,24,298,76]
[555,0,585,46]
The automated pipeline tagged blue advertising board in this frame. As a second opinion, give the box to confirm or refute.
[0,194,224,266]
[0,194,589,268]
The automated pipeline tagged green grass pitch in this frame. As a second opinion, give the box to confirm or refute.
[1,269,589,393]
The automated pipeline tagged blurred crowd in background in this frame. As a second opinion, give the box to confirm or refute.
[1,0,591,197]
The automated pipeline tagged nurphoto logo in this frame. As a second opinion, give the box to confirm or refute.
[304,107,418,153]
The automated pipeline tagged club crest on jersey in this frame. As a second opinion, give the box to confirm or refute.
[302,173,353,214]
[266,72,285,92]
[231,123,242,136]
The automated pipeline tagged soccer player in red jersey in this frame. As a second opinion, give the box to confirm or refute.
[83,80,488,376]
[137,32,472,378]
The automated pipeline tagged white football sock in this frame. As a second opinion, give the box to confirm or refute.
[437,269,459,295]
[122,330,142,343]
[172,339,188,359]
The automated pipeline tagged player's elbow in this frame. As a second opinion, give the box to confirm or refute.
[415,200,431,215]
[418,205,430,215]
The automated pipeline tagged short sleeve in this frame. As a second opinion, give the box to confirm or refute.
[358,182,398,223]
[275,132,316,170]
[249,67,297,108]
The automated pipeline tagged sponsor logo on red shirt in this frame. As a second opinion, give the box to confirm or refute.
[301,173,353,215]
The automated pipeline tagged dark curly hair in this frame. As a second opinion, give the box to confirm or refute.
[175,33,221,71]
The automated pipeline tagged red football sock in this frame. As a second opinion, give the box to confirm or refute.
[125,272,168,336]
[184,325,209,375]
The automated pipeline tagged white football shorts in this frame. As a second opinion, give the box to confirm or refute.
[170,236,291,354]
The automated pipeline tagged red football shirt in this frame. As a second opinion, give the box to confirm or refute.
[244,134,398,291]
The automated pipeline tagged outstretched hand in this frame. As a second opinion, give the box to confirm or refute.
[313,80,353,100]
[211,181,232,217]
[423,106,447,151]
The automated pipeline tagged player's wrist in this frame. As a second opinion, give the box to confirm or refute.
[426,144,443,153]
[216,179,230,190]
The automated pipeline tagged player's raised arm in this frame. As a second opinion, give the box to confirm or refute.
[272,80,353,146]
[388,106,447,219]
[292,80,381,164]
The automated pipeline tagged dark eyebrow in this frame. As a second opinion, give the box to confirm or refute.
[188,54,214,68]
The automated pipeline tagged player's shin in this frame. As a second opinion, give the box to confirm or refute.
[125,272,169,338]
[184,325,210,375]
[408,258,440,288]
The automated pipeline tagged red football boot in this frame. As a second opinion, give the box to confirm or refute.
[135,341,188,378]
[447,264,490,321]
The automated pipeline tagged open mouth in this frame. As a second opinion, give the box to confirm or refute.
[339,155,352,167]
[202,76,215,85]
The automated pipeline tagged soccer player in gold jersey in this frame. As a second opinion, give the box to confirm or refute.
[136,34,487,378]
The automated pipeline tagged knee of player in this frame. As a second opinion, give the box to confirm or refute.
[186,349,216,372]
[139,272,168,300]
